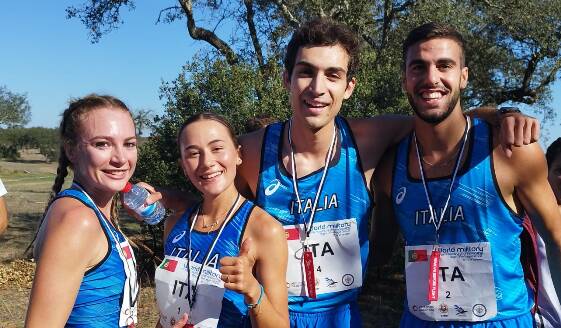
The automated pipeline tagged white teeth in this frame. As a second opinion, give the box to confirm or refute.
[304,100,328,108]
[202,171,222,179]
[421,92,443,100]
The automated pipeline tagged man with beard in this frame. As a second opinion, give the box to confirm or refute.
[140,19,540,328]
[372,22,561,327]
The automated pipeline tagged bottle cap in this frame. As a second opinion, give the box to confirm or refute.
[121,182,133,193]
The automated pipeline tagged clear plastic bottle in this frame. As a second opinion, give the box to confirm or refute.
[121,182,165,225]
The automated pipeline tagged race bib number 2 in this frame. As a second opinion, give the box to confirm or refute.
[405,242,497,322]
[285,218,362,297]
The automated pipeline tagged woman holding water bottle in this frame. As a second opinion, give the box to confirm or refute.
[26,94,139,327]
[153,113,288,328]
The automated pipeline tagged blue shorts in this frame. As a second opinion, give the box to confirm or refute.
[400,310,533,328]
[289,302,362,328]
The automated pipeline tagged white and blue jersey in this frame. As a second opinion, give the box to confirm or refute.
[392,118,533,327]
[55,187,137,327]
[256,116,371,321]
[156,200,255,328]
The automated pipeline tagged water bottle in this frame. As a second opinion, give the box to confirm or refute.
[121,182,165,225]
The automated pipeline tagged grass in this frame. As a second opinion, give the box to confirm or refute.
[0,154,405,327]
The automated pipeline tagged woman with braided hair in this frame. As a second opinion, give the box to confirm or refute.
[25,94,139,327]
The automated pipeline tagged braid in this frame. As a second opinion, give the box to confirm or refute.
[25,94,134,257]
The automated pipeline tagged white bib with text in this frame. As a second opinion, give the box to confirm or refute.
[404,242,497,321]
[285,218,362,296]
[155,256,225,328]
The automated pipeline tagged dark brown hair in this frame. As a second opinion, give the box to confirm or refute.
[402,22,466,69]
[177,112,239,149]
[284,17,360,80]
[547,137,561,167]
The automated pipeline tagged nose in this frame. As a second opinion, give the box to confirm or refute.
[308,73,326,95]
[199,151,216,169]
[425,65,440,86]
[111,145,126,166]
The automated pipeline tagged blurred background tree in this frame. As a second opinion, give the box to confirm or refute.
[67,0,561,187]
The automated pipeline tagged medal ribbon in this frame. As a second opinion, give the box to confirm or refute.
[287,119,337,298]
[412,116,470,301]
[186,193,241,316]
[72,182,139,325]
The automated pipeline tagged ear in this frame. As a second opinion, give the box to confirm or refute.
[400,70,407,92]
[236,145,242,165]
[282,70,291,90]
[343,77,357,100]
[460,66,469,90]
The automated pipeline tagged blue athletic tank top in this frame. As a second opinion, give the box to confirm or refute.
[392,118,532,324]
[256,116,372,313]
[55,188,130,327]
[164,199,255,327]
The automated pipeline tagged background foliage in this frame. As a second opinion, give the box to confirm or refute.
[67,0,561,188]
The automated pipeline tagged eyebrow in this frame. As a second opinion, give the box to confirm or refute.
[408,58,458,67]
[295,61,347,75]
[183,139,226,150]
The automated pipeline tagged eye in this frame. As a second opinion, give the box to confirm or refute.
[94,141,111,149]
[125,141,137,148]
[296,67,313,77]
[212,146,224,152]
[187,150,200,158]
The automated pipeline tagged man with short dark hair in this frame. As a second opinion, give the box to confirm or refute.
[149,18,540,328]
[372,22,561,327]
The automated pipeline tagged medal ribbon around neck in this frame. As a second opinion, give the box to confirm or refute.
[413,116,471,244]
[287,118,337,239]
[186,193,241,313]
[71,182,139,319]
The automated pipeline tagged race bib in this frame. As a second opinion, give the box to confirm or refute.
[155,256,225,328]
[285,218,362,297]
[118,240,138,327]
[405,242,497,321]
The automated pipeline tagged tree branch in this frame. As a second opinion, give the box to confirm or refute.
[272,0,300,28]
[244,0,265,71]
[178,0,239,65]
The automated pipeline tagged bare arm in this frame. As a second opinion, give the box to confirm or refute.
[219,207,289,328]
[496,142,561,302]
[0,196,7,235]
[25,200,107,327]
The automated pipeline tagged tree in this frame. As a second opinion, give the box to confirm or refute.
[0,86,31,128]
[132,109,153,136]
[67,0,561,185]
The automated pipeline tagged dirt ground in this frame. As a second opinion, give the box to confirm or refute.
[0,151,404,327]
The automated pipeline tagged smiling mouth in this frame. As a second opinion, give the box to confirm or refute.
[200,171,223,180]
[103,169,128,177]
[304,99,329,109]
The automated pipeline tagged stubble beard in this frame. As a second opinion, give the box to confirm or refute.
[408,87,461,125]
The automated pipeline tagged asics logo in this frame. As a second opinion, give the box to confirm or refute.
[172,230,186,243]
[395,187,406,205]
[264,179,281,196]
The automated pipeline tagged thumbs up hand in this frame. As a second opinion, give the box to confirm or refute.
[219,238,261,303]
[171,313,189,328]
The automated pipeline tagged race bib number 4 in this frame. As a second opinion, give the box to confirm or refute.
[405,242,497,322]
[155,256,225,328]
[285,218,362,297]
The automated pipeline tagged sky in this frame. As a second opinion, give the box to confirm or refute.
[1,1,561,146]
